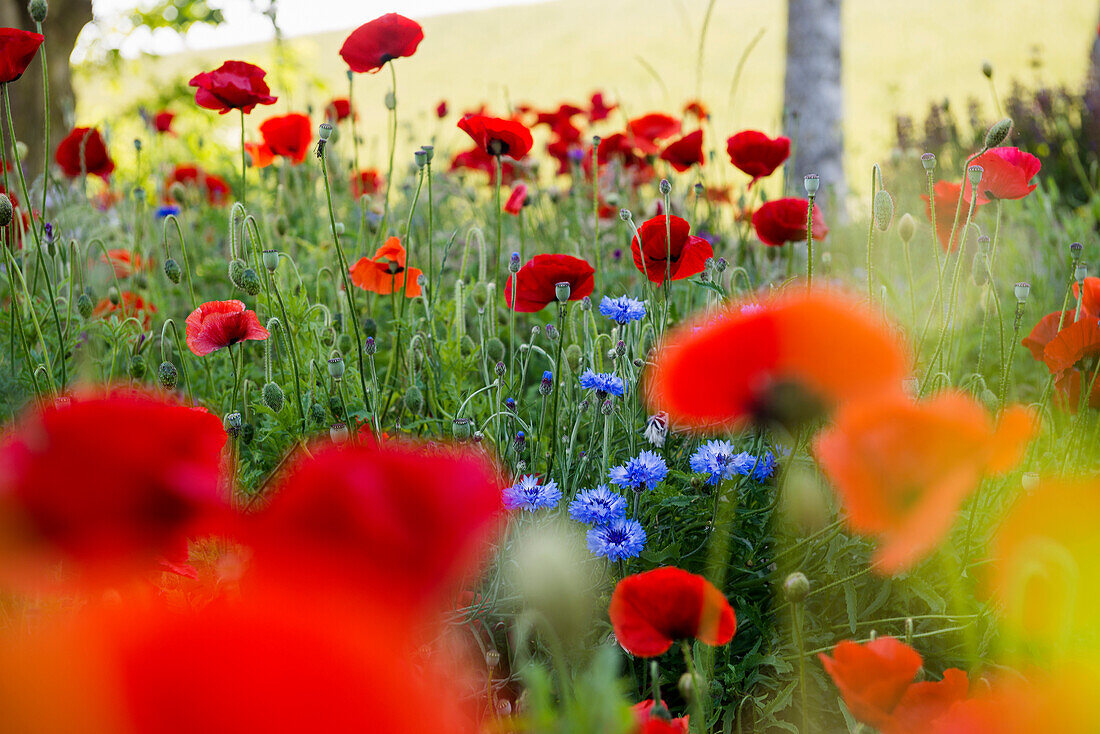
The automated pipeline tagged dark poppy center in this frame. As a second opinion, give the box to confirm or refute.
[379,53,395,64]
[487,138,509,157]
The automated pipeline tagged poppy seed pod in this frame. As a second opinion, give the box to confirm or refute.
[967,165,984,185]
[224,412,243,435]
[1014,282,1030,303]
[28,0,47,22]
[329,422,349,443]
[420,144,434,163]
[897,213,916,244]
[327,356,345,380]
[984,117,1013,150]
[163,258,182,284]
[414,148,428,168]
[555,281,571,302]
[784,572,810,603]
[76,293,94,318]
[262,249,279,272]
[803,173,820,195]
[240,267,262,296]
[0,193,12,227]
[318,122,333,141]
[873,190,894,231]
[921,152,936,171]
[1075,262,1088,283]
[158,361,178,390]
[1070,242,1083,264]
[262,381,285,412]
[452,417,471,440]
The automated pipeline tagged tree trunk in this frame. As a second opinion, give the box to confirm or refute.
[0,0,92,183]
[783,0,846,213]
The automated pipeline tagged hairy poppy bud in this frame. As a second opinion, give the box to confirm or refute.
[0,194,12,227]
[163,257,182,284]
[327,356,345,380]
[555,281,571,302]
[309,402,326,424]
[803,173,820,195]
[921,152,936,171]
[784,572,810,603]
[158,361,178,390]
[971,252,990,286]
[1014,281,1030,304]
[262,249,279,272]
[565,343,582,374]
[404,385,424,414]
[133,186,146,203]
[240,267,262,296]
[362,318,377,338]
[28,0,47,22]
[384,91,396,110]
[472,282,489,309]
[982,60,993,78]
[337,333,352,353]
[678,673,700,703]
[318,122,333,141]
[898,213,916,244]
[659,179,671,195]
[328,395,343,418]
[460,334,475,356]
[228,258,246,287]
[77,293,94,318]
[263,381,285,412]
[107,286,120,306]
[873,190,894,231]
[330,422,349,443]
[275,215,289,236]
[452,417,471,440]
[486,337,505,363]
[984,117,1013,150]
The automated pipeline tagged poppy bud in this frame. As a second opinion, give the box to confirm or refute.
[897,213,916,244]
[158,361,178,390]
[258,382,282,413]
[0,194,12,227]
[486,337,505,363]
[414,149,428,168]
[966,165,983,185]
[318,122,333,141]
[472,282,489,309]
[330,422,349,443]
[460,335,476,356]
[404,385,424,414]
[309,402,326,424]
[228,258,246,287]
[565,343,582,374]
[873,190,894,231]
[601,399,613,415]
[971,253,990,286]
[982,60,993,78]
[1075,262,1087,283]
[555,281,571,302]
[659,179,671,195]
[163,257,182,283]
[983,117,1013,150]
[362,317,377,338]
[921,152,936,171]
[783,571,810,603]
[28,0,47,21]
[334,222,345,236]
[224,412,243,435]
[678,672,701,703]
[240,267,262,296]
[539,370,553,396]
[1014,281,1030,303]
[1070,242,1083,265]
[327,356,345,380]
[77,293,94,318]
[803,173,820,195]
[108,287,121,306]
[262,249,279,272]
[275,215,289,236]
[619,208,632,222]
[14,141,25,161]
[328,395,343,417]
[421,144,434,163]
[133,186,146,203]
[452,417,471,440]
[384,91,396,110]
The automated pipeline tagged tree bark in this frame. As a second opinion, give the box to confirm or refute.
[0,0,92,182]
[783,0,847,212]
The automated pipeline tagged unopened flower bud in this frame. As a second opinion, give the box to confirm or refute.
[898,213,916,244]
[565,343,582,373]
[158,361,178,390]
[616,340,626,357]
[784,572,810,603]
[163,257,182,283]
[77,293,94,318]
[1014,282,1030,303]
[619,208,632,222]
[404,385,423,414]
[495,361,506,377]
[509,252,521,273]
[873,190,894,231]
[365,336,377,355]
[580,295,591,311]
[108,286,120,306]
[486,337,505,363]
[539,370,553,396]
[601,399,613,415]
[384,91,396,110]
[803,173,820,195]
[263,382,285,412]
[0,194,12,227]
[982,60,993,78]
[228,258,246,287]
[659,179,671,195]
[984,117,1013,150]
[240,267,262,296]
[28,0,47,22]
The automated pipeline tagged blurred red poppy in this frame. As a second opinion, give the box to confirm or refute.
[963,146,1040,204]
[249,441,504,608]
[922,180,981,253]
[349,237,423,297]
[167,164,231,205]
[588,91,616,122]
[726,131,790,187]
[1042,317,1100,373]
[340,13,424,73]
[324,97,352,122]
[630,214,713,285]
[0,28,43,83]
[185,300,269,356]
[504,183,528,215]
[0,394,228,586]
[633,701,688,733]
[609,567,736,657]
[752,198,827,246]
[647,291,908,430]
[814,391,1034,573]
[351,168,383,197]
[450,146,520,184]
[882,669,969,734]
[151,110,175,134]
[189,60,277,115]
[100,249,146,278]
[436,100,448,118]
[1022,310,1076,362]
[1071,275,1100,319]
[55,127,114,179]
[660,129,704,172]
[683,100,709,120]
[259,113,312,164]
[458,114,533,160]
[505,253,594,312]
[244,141,275,169]
[819,637,922,729]
[90,291,158,330]
[628,113,681,153]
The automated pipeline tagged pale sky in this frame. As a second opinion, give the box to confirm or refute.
[84,0,546,57]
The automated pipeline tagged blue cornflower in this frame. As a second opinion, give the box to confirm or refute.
[579,370,625,397]
[689,440,737,485]
[503,474,561,511]
[156,204,182,219]
[609,450,668,492]
[750,452,778,482]
[599,295,647,324]
[727,451,778,482]
[568,485,628,525]
[587,517,646,561]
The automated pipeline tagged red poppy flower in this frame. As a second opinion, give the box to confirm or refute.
[450,146,520,184]
[1022,310,1076,362]
[706,186,733,203]
[0,28,43,84]
[249,441,505,608]
[436,100,448,118]
[188,60,277,115]
[90,291,158,330]
[185,300,269,356]
[458,114,533,160]
[55,127,114,179]
[504,183,528,215]
[151,110,175,134]
[752,198,828,246]
[921,180,980,253]
[609,567,736,657]
[536,104,584,144]
[244,141,275,169]
[504,253,595,312]
[647,291,909,431]
[0,394,228,585]
[1042,317,1100,374]
[595,132,648,170]
[1053,369,1100,411]
[167,164,231,205]
[726,131,790,186]
[819,637,922,729]
[100,248,146,278]
[351,168,383,197]
[881,669,969,734]
[259,113,312,164]
[659,130,704,172]
[1071,275,1100,320]
[963,146,1040,205]
[324,97,352,122]
[349,237,423,297]
[814,391,1035,573]
[630,214,713,285]
[340,13,424,73]
[633,701,688,733]
[628,113,681,154]
[588,91,616,122]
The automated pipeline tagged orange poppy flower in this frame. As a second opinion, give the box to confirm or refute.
[1021,309,1075,363]
[882,668,969,734]
[1053,369,1100,411]
[348,237,423,297]
[244,141,275,169]
[646,290,908,431]
[1041,317,1100,374]
[819,637,922,729]
[814,391,1035,573]
[1072,275,1100,320]
[91,291,158,329]
[101,249,145,278]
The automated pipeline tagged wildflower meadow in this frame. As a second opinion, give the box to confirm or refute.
[1,2,1100,732]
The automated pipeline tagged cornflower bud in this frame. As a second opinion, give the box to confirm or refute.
[659,179,671,195]
[509,252,521,273]
[539,370,553,396]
